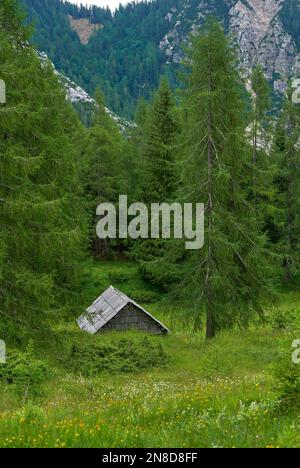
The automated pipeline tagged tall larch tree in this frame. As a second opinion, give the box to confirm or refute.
[250,65,271,167]
[0,0,87,336]
[85,89,136,258]
[248,65,277,245]
[142,78,177,204]
[179,20,274,338]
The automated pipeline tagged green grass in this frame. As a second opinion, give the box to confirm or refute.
[1,260,300,448]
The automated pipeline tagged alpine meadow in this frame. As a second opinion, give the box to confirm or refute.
[1,0,300,451]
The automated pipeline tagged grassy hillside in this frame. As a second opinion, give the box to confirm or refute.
[1,261,300,448]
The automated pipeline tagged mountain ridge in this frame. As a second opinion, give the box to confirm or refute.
[20,0,300,117]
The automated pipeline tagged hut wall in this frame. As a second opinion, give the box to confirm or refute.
[100,304,165,334]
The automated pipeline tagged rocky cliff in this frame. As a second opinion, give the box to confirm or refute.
[160,0,300,93]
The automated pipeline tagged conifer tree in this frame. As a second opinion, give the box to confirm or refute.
[250,65,271,167]
[134,97,149,129]
[178,20,273,338]
[273,85,300,283]
[142,78,177,204]
[249,65,276,215]
[131,79,178,282]
[0,0,87,333]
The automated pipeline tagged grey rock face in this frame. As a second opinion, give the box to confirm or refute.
[160,0,299,93]
[38,51,134,131]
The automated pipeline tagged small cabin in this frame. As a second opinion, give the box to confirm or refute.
[77,286,169,335]
[0,79,6,104]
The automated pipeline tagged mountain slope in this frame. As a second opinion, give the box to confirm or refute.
[20,0,300,117]
[21,0,179,117]
[160,0,300,93]
[38,52,134,131]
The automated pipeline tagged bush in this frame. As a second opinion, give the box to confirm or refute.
[270,307,300,330]
[0,343,50,398]
[273,341,300,403]
[108,270,129,284]
[67,337,169,376]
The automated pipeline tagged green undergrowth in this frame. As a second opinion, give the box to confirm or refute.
[67,337,169,376]
[79,260,162,306]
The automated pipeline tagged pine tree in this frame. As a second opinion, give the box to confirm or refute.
[131,78,178,283]
[178,20,274,338]
[248,65,278,247]
[142,78,177,204]
[250,65,271,168]
[273,85,300,283]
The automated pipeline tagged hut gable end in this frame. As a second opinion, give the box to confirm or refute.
[77,286,169,335]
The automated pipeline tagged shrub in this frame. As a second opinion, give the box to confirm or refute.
[0,343,50,398]
[270,307,300,330]
[67,337,169,376]
[273,341,300,404]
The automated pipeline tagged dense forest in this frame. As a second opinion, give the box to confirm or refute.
[19,0,300,119]
[21,0,183,117]
[1,0,300,449]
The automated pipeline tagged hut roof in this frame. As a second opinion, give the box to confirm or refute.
[77,286,169,334]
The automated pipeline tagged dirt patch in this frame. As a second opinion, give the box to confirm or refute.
[68,15,103,45]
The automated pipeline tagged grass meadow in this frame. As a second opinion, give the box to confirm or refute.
[0,261,300,448]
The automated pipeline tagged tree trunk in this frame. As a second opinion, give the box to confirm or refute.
[206,59,215,340]
[252,114,258,206]
[206,155,215,339]
[285,172,293,283]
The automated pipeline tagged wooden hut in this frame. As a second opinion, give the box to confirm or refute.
[0,80,6,104]
[77,286,169,335]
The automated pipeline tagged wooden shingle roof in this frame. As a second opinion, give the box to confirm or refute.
[77,286,169,334]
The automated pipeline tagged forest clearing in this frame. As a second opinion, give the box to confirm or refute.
[0,261,300,448]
